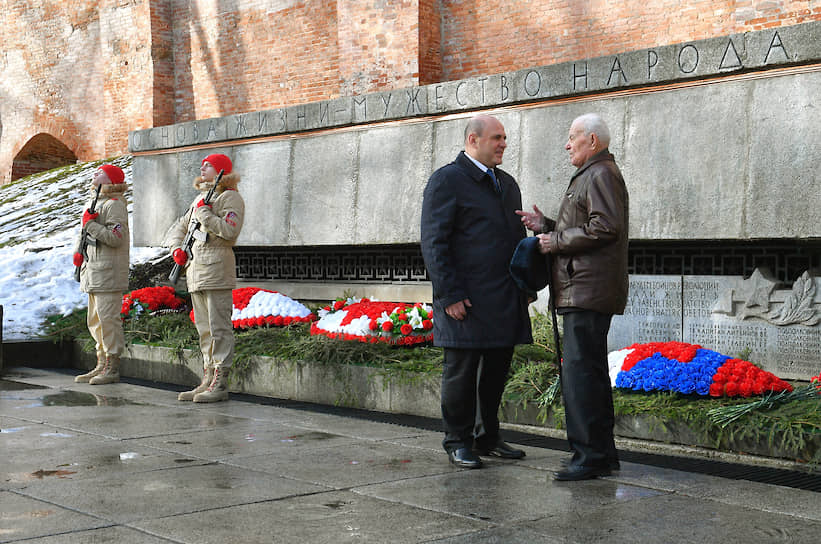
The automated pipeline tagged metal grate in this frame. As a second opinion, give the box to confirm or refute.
[235,240,821,285]
[235,244,428,282]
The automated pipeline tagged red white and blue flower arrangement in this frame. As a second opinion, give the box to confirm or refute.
[310,297,434,345]
[121,286,186,318]
[608,341,793,398]
[188,287,315,329]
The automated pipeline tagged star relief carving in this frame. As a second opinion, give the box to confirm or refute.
[736,268,778,311]
[711,268,821,326]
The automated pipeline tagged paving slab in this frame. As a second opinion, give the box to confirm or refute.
[132,489,487,544]
[132,425,361,461]
[19,463,329,524]
[1,421,207,488]
[0,491,110,542]
[224,439,456,488]
[2,367,820,544]
[13,526,178,544]
[356,465,664,525]
[523,493,821,544]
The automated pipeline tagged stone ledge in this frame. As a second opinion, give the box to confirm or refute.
[70,341,819,464]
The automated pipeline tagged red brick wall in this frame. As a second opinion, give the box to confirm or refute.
[0,1,154,182]
[337,0,421,97]
[1,0,819,184]
[438,0,820,80]
[11,134,78,180]
[172,0,342,122]
[419,0,443,85]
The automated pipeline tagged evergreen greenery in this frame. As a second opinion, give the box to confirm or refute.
[41,307,820,466]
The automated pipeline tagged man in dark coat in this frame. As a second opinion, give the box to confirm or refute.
[421,114,533,469]
[518,113,629,481]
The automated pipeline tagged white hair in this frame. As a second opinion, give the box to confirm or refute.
[574,113,611,147]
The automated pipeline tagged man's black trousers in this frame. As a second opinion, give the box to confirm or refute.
[441,347,514,452]
[560,309,618,468]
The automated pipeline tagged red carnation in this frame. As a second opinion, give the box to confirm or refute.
[333,300,345,310]
[369,319,378,330]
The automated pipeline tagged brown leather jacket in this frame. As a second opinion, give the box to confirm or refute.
[544,149,629,315]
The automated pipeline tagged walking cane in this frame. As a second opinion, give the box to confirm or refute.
[545,256,563,402]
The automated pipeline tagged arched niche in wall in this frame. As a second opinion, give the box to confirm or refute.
[11,133,77,181]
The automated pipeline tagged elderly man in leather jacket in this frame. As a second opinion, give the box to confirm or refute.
[517,113,629,481]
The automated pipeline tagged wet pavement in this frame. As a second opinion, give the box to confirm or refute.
[1,367,820,543]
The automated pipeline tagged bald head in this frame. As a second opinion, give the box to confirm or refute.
[464,115,507,168]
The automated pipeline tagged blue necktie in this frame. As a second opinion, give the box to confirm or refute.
[487,168,501,194]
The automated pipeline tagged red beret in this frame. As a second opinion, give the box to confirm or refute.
[99,164,125,184]
[202,154,232,175]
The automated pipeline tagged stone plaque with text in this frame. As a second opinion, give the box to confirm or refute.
[608,275,682,351]
[607,272,820,381]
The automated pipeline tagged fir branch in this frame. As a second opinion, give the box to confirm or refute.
[707,384,821,428]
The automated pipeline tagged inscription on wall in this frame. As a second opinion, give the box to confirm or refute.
[609,272,821,381]
[609,276,681,348]
[129,22,820,152]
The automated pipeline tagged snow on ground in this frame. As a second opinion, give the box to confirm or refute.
[0,157,164,340]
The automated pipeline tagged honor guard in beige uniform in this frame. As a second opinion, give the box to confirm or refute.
[165,154,244,403]
[73,164,130,385]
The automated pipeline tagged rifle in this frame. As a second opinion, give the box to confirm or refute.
[168,170,224,285]
[74,184,103,282]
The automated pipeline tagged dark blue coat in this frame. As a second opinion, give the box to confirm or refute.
[421,151,533,348]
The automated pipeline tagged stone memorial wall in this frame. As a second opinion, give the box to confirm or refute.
[609,269,821,380]
[130,21,821,247]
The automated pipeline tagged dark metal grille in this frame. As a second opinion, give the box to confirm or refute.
[236,240,821,284]
[235,244,428,282]
[628,240,821,283]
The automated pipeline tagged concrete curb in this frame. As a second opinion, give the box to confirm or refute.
[58,341,821,467]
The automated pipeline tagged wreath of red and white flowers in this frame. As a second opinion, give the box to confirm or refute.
[188,287,315,329]
[310,297,434,345]
[121,286,185,318]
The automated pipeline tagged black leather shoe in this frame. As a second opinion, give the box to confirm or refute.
[475,441,526,459]
[553,465,611,481]
[448,447,482,469]
[561,458,620,471]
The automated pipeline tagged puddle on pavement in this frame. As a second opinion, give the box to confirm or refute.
[282,431,337,442]
[1,390,139,407]
[0,379,48,391]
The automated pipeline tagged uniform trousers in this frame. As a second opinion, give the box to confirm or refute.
[87,291,125,357]
[560,309,618,468]
[191,289,234,369]
[441,347,514,452]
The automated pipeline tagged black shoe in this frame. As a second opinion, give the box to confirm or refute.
[561,457,620,471]
[475,441,526,459]
[553,465,611,481]
[448,447,483,469]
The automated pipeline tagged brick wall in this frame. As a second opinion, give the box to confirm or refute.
[438,0,820,80]
[1,0,818,184]
[0,1,154,183]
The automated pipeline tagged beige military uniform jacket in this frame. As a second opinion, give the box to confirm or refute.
[164,174,244,292]
[78,183,130,293]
